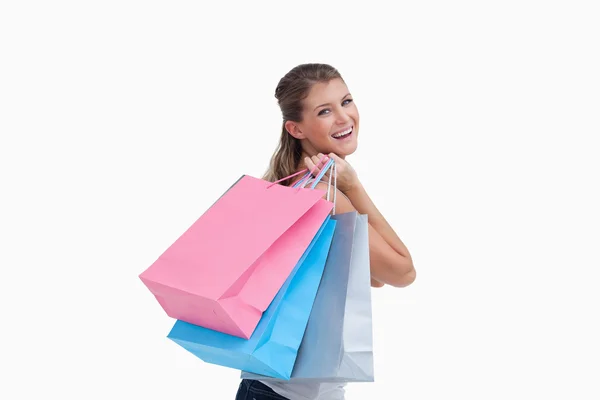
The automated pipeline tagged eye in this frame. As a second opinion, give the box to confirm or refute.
[342,98,353,106]
[318,109,331,116]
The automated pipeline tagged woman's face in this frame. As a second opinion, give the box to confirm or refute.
[286,78,359,158]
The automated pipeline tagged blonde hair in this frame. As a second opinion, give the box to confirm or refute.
[263,63,343,186]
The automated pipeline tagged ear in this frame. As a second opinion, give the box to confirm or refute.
[285,120,306,140]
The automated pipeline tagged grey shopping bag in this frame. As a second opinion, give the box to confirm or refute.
[242,211,375,382]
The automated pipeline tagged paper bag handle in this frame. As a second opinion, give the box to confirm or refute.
[266,155,330,188]
[265,155,337,214]
[293,158,338,215]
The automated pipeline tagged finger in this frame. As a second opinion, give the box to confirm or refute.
[305,156,316,171]
[312,154,330,171]
[306,157,320,179]
[313,156,332,179]
[327,152,342,162]
[327,153,344,175]
[313,154,329,166]
[298,157,315,186]
[311,156,322,170]
[317,153,329,163]
[307,156,325,178]
[316,154,333,175]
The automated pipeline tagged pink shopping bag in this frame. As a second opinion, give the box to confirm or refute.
[139,159,336,339]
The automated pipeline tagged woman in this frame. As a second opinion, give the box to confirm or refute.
[235,63,416,400]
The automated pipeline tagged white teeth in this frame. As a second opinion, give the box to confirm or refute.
[332,127,352,138]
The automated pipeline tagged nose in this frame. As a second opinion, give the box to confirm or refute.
[334,108,351,125]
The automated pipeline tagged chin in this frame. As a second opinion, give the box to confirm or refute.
[337,148,356,158]
[334,139,358,158]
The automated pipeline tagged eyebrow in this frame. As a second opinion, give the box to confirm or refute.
[313,93,352,111]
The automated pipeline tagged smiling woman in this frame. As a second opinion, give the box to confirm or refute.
[283,77,359,157]
[232,63,416,399]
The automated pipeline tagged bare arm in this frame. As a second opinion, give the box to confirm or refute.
[314,182,416,288]
[302,153,416,288]
[346,182,415,286]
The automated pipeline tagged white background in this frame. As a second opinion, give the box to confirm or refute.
[1,1,599,399]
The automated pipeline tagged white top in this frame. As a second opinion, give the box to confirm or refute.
[261,380,346,400]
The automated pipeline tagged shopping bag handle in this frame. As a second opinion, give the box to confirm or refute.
[266,155,330,188]
[295,157,334,189]
[294,158,338,215]
[266,155,337,214]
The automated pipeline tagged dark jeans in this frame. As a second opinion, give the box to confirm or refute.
[235,379,289,400]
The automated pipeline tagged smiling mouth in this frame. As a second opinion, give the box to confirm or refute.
[332,126,353,140]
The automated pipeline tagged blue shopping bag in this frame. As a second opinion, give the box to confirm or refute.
[166,217,337,380]
[242,211,375,383]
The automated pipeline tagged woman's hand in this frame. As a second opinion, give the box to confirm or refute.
[303,153,360,194]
